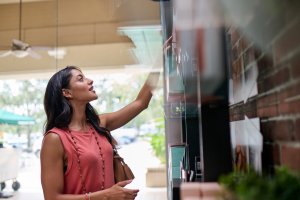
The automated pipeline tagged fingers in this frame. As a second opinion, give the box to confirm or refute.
[129,192,138,200]
[123,187,139,194]
[124,189,138,200]
[146,71,160,89]
[114,180,139,199]
[122,186,139,199]
[115,179,133,187]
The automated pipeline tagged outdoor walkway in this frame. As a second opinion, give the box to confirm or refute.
[0,139,167,200]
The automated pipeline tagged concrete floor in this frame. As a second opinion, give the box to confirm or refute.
[0,188,167,200]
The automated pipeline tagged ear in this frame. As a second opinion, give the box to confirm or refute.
[62,88,72,99]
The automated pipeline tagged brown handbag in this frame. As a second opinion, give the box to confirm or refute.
[113,147,135,182]
[95,128,135,183]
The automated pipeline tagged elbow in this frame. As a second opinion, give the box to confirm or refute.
[141,101,149,110]
[143,103,149,110]
[137,100,149,111]
[135,98,150,111]
[136,89,152,110]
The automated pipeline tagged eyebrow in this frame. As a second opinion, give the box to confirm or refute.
[76,74,84,78]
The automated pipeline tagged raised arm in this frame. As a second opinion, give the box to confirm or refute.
[100,72,160,131]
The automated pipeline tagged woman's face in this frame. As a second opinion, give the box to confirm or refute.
[63,69,98,102]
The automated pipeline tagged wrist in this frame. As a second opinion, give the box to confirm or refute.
[96,189,109,200]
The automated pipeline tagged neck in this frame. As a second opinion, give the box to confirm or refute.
[68,120,89,132]
[68,104,89,132]
[69,102,88,131]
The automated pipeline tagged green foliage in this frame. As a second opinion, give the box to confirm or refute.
[219,167,300,200]
[146,117,166,164]
[149,132,166,164]
[0,79,47,134]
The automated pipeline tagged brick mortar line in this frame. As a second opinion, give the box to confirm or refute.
[261,113,300,122]
[270,15,300,46]
[285,94,300,102]
[257,77,300,97]
[275,45,300,67]
[276,141,300,148]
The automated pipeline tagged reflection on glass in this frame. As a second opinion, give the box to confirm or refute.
[230,117,262,173]
[229,58,258,105]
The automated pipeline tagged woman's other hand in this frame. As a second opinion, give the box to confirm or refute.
[103,180,139,200]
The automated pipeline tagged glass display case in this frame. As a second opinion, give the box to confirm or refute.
[160,1,233,199]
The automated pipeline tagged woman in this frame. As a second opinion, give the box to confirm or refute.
[41,66,158,200]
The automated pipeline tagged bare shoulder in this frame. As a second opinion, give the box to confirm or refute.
[43,132,61,145]
[41,132,64,155]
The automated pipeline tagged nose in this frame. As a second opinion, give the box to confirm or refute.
[87,78,93,85]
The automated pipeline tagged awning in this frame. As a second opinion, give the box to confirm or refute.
[0,109,35,125]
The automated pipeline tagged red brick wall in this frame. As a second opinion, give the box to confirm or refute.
[227,5,300,173]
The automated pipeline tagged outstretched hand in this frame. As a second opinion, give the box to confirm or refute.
[106,180,139,200]
[145,71,161,92]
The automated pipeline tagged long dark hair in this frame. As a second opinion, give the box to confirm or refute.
[43,66,112,143]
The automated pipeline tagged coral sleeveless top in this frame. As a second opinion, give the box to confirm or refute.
[46,126,114,194]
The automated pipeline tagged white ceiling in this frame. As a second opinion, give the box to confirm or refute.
[0,0,162,79]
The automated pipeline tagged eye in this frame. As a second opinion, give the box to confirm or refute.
[77,75,84,81]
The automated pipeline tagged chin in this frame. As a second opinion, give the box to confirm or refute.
[87,95,98,102]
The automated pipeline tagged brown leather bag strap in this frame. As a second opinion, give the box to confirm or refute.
[104,129,120,155]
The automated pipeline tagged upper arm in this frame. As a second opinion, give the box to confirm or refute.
[40,132,65,200]
[99,100,146,131]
